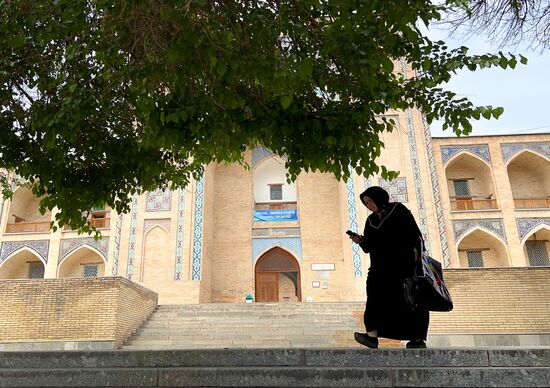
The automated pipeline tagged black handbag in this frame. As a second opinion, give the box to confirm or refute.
[403,240,453,312]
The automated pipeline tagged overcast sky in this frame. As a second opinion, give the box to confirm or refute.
[426,28,550,138]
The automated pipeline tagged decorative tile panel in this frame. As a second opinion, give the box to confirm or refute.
[402,95,430,250]
[346,171,362,277]
[252,237,303,263]
[453,219,506,243]
[59,237,109,262]
[146,189,172,212]
[144,219,171,235]
[191,175,205,281]
[174,188,186,280]
[517,218,550,241]
[440,144,491,164]
[111,214,123,276]
[422,115,450,267]
[0,240,49,265]
[126,194,139,280]
[501,142,550,163]
[378,177,408,203]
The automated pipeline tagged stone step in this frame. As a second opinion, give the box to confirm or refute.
[2,349,550,387]
[130,329,357,338]
[1,348,515,368]
[6,366,549,387]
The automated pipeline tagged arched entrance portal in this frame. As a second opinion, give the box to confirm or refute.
[255,247,301,302]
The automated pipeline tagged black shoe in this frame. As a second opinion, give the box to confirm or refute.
[406,340,427,349]
[354,332,378,349]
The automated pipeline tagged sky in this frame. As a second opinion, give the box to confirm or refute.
[426,28,550,138]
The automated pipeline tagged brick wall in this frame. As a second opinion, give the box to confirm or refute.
[430,268,550,333]
[0,277,157,347]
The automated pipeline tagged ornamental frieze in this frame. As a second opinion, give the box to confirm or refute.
[58,237,109,263]
[516,218,550,241]
[378,177,408,203]
[453,219,506,242]
[501,142,550,163]
[0,240,49,264]
[441,144,491,164]
[252,237,303,263]
[146,189,172,212]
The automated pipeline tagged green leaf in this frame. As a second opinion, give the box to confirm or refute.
[299,58,313,78]
[280,94,293,109]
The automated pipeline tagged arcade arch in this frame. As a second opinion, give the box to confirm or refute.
[507,151,550,209]
[58,246,106,278]
[445,153,497,210]
[456,229,509,268]
[6,187,51,233]
[253,156,297,211]
[0,249,45,279]
[523,227,550,267]
[255,247,301,302]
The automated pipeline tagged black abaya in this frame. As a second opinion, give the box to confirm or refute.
[359,202,429,341]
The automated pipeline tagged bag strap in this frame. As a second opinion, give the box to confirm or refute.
[413,236,424,276]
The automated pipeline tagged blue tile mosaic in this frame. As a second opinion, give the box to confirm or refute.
[501,142,550,163]
[126,194,139,280]
[453,219,507,243]
[346,171,362,277]
[58,237,109,263]
[191,176,205,281]
[0,240,49,265]
[516,218,550,241]
[422,114,450,267]
[440,144,491,164]
[111,214,123,276]
[175,188,186,280]
[252,237,302,263]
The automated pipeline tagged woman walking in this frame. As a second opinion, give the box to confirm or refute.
[349,186,429,349]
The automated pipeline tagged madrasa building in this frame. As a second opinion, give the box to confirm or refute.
[1,106,549,306]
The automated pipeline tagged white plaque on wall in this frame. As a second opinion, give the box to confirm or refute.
[311,263,335,271]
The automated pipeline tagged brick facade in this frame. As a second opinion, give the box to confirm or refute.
[0,118,549,306]
[0,277,157,348]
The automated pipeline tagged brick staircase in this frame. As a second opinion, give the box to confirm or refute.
[124,302,369,349]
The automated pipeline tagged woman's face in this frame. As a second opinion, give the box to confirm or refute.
[363,196,379,213]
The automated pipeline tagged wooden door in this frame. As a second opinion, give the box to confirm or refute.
[255,272,278,302]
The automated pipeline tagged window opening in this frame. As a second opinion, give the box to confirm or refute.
[269,184,283,200]
[453,180,471,197]
[28,262,44,279]
[467,251,484,267]
[526,241,550,266]
[83,264,99,278]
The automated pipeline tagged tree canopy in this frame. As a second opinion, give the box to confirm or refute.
[0,0,525,233]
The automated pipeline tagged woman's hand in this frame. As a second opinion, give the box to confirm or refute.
[350,234,363,244]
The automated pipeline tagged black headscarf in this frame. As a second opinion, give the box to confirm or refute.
[359,186,390,210]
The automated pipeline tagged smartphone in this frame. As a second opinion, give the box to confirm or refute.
[346,230,359,238]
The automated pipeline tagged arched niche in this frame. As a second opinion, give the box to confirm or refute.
[58,246,106,278]
[253,156,297,209]
[523,227,550,267]
[445,153,497,210]
[507,151,550,209]
[140,225,171,285]
[255,247,301,302]
[6,187,51,233]
[457,229,509,268]
[0,248,45,279]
